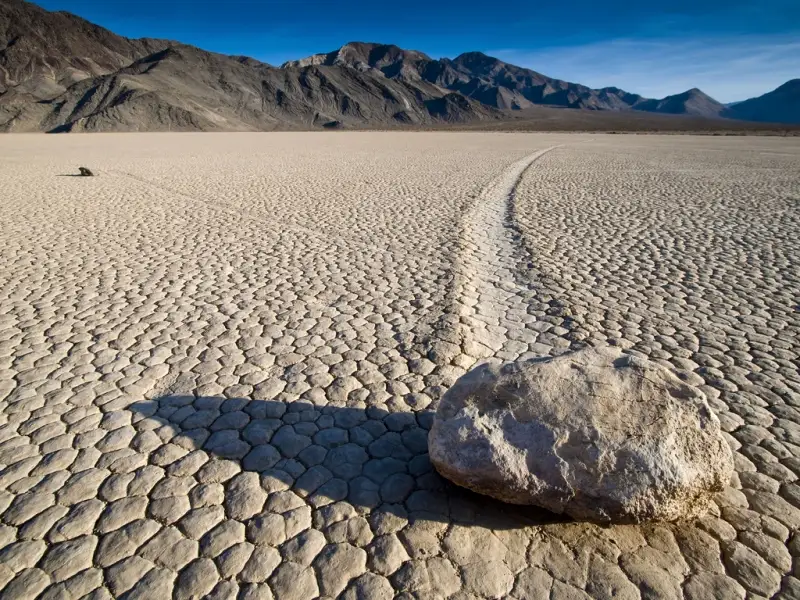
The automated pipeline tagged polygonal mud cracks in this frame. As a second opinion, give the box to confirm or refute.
[1,134,799,598]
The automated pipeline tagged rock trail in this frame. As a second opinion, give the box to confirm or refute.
[0,133,799,599]
[439,145,570,370]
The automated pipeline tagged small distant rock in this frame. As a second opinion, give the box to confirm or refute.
[428,345,733,524]
[78,167,94,176]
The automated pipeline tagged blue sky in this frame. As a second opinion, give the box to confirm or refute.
[35,0,799,102]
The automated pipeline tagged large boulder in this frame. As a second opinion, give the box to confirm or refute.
[428,346,733,523]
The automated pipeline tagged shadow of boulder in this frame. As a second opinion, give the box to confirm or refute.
[130,395,567,530]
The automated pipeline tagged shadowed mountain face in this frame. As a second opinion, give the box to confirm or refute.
[284,43,727,116]
[630,88,725,118]
[0,0,168,101]
[723,79,800,124]
[0,4,496,132]
[285,43,622,111]
[26,45,496,133]
[0,0,795,131]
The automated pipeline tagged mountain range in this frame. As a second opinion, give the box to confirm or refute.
[1,0,797,132]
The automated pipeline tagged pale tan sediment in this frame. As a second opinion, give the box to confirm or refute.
[0,132,798,599]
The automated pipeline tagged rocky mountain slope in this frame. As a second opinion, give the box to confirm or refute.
[0,1,495,132]
[0,0,167,100]
[284,43,727,116]
[0,0,794,132]
[629,88,725,118]
[723,79,800,124]
[13,43,495,132]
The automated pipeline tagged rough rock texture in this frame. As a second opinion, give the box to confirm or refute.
[0,0,168,101]
[429,346,734,523]
[3,1,798,133]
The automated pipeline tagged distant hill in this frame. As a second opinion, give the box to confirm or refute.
[284,42,726,117]
[0,0,796,132]
[630,88,725,118]
[723,80,800,124]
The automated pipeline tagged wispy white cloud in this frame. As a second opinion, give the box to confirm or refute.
[489,35,800,103]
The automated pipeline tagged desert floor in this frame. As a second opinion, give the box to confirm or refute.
[1,132,799,599]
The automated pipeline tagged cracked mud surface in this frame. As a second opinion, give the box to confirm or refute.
[1,132,799,599]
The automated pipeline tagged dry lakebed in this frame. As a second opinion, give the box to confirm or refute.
[0,132,799,599]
